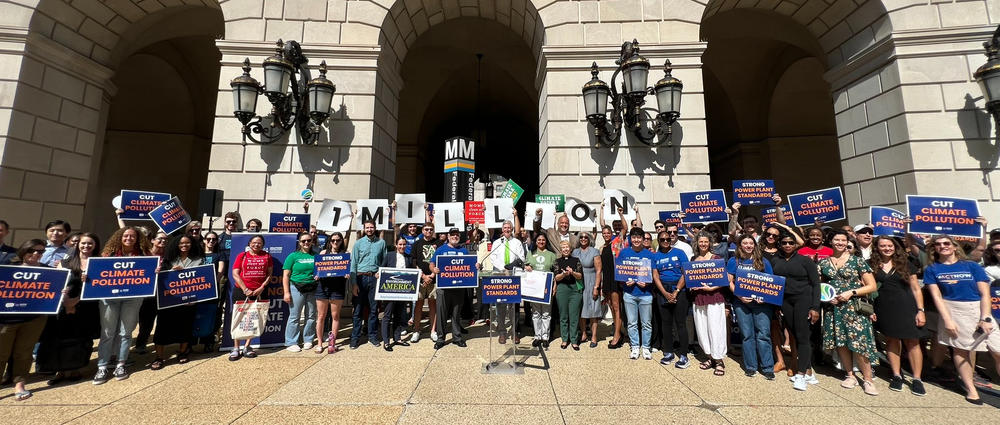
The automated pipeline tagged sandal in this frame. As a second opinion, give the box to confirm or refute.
[178,349,190,364]
[314,344,324,354]
[14,390,32,401]
[699,359,716,370]
[244,348,257,358]
[150,358,165,370]
[714,361,725,376]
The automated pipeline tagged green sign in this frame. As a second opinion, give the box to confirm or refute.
[535,194,565,212]
[498,180,525,204]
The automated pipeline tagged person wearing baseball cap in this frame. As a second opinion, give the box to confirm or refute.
[853,224,874,260]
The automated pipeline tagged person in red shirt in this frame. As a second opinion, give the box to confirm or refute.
[797,226,832,262]
[230,235,273,361]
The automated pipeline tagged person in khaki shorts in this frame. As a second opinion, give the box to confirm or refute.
[410,223,442,342]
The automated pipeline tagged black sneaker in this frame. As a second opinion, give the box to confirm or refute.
[455,340,467,348]
[911,379,926,396]
[434,341,446,350]
[889,375,904,392]
[762,372,776,381]
[92,368,110,385]
[531,339,541,347]
[745,370,757,377]
[113,365,129,381]
[541,341,550,350]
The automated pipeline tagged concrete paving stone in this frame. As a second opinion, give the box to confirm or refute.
[1,405,100,425]
[560,406,729,424]
[261,356,430,405]
[120,356,320,405]
[807,371,972,407]
[411,357,558,405]
[66,403,254,424]
[234,405,403,424]
[398,403,563,424]
[875,407,1000,424]
[718,406,894,424]
[548,358,702,406]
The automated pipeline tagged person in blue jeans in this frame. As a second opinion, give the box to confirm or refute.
[728,233,776,380]
[616,227,661,360]
[282,231,319,352]
[350,221,386,349]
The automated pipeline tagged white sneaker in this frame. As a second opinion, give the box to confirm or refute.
[629,347,640,360]
[650,347,659,353]
[805,373,819,385]
[286,345,301,352]
[793,374,808,391]
[430,332,439,342]
[303,342,313,350]
[410,332,420,343]
[641,348,652,360]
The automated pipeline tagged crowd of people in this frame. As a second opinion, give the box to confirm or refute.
[1,195,999,406]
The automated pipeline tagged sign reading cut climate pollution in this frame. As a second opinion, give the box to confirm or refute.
[156,264,218,310]
[906,195,982,238]
[314,254,350,278]
[732,268,786,305]
[149,196,192,235]
[375,268,420,301]
[870,206,906,237]
[614,254,653,283]
[786,187,845,227]
[269,213,310,233]
[81,256,160,300]
[481,275,522,304]
[991,285,1000,321]
[435,255,478,289]
[732,180,775,205]
[682,259,729,288]
[680,190,729,223]
[119,190,171,220]
[0,266,70,314]
[761,205,793,224]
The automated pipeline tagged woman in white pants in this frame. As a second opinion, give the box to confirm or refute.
[686,233,729,376]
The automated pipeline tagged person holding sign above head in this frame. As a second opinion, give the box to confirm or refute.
[923,234,998,405]
[652,229,690,365]
[687,233,728,376]
[599,225,625,349]
[350,220,386,349]
[379,237,415,351]
[524,232,557,349]
[430,229,477,349]
[869,236,927,396]
[728,233,776,380]
[0,240,51,400]
[150,234,205,370]
[282,231,319,353]
[317,232,349,353]
[574,231,602,348]
[229,235,273,361]
[409,223,441,343]
[488,217,524,345]
[818,230,879,396]
[554,241,584,350]
[534,210,579,251]
[618,228,661,360]
[769,229,821,391]
[93,227,151,385]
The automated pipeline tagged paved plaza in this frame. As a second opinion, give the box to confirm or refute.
[4,322,999,424]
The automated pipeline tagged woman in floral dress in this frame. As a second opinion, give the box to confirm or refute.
[818,230,879,396]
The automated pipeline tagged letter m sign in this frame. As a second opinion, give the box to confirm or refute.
[444,137,475,161]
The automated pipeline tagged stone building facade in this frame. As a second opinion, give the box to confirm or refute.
[0,0,998,240]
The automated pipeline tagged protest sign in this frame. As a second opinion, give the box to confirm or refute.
[435,255,478,288]
[732,268,786,305]
[465,201,485,225]
[525,202,556,230]
[499,179,525,204]
[535,194,566,212]
[356,199,390,230]
[658,210,687,236]
[222,232,297,350]
[482,275,522,304]
[520,271,553,304]
[870,206,906,237]
[761,205,793,224]
[484,198,515,229]
[314,254,350,278]
[375,268,420,301]
[565,198,595,229]
[906,195,982,238]
[156,264,218,310]
[614,254,653,283]
[787,187,846,226]
[992,285,999,321]
[269,213,310,233]
[603,189,637,221]
[0,266,69,314]
[680,189,729,223]
[682,259,729,288]
[394,193,426,224]
[316,200,354,232]
[119,190,171,220]
[149,196,192,235]
[81,256,160,300]
[732,180,775,205]
[433,202,465,233]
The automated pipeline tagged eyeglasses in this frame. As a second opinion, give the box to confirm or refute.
[934,241,953,247]
[423,228,434,232]
[330,238,343,243]
[779,241,797,246]
[857,230,873,235]
[189,228,202,233]
[765,233,779,238]
[225,220,236,224]
[154,237,167,242]
[658,238,670,242]
[654,225,665,229]
[579,236,590,240]
[666,230,678,235]
[205,238,218,242]
[299,239,312,243]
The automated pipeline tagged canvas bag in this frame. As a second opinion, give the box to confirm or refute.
[230,298,269,340]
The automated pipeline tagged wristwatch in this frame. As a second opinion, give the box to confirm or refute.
[982,317,993,323]
[851,290,857,296]
[917,308,925,312]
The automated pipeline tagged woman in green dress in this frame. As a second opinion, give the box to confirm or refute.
[818,230,879,396]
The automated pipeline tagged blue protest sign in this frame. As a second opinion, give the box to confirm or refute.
[482,275,522,304]
[149,196,192,235]
[787,187,846,227]
[680,189,729,223]
[761,205,793,224]
[221,232,298,350]
[81,256,160,300]
[615,255,653,283]
[682,259,729,288]
[732,268,786,305]
[870,206,906,237]
[314,253,350,278]
[732,180,775,205]
[269,213,311,233]
[119,190,171,220]
[156,264,218,310]
[906,195,982,238]
[435,255,478,289]
[991,285,999,321]
[658,210,687,236]
[375,267,420,301]
[520,271,553,304]
[0,266,70,314]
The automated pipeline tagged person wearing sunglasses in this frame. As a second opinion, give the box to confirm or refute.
[653,228,690,365]
[575,231,603,348]
[924,234,997,405]
[852,225,875,260]
[0,239,50,400]
[316,232,349,353]
[219,212,241,253]
[770,230,821,391]
[185,221,204,246]
[282,231,319,352]
[410,222,442,343]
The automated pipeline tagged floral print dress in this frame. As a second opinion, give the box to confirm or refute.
[818,255,878,362]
